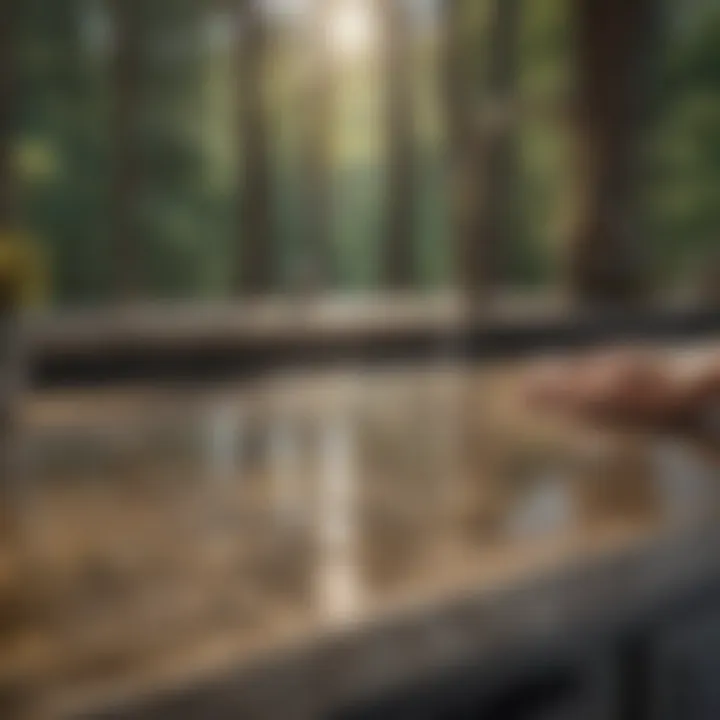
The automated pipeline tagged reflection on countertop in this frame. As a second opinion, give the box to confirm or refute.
[2,360,719,719]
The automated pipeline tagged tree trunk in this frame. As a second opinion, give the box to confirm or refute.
[0,1,15,229]
[443,0,521,301]
[0,3,19,544]
[380,0,416,289]
[235,0,274,295]
[471,0,521,298]
[442,0,471,291]
[568,0,658,304]
[300,0,336,292]
[110,0,142,300]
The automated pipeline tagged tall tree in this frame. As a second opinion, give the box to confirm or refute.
[443,0,522,300]
[235,0,275,295]
[441,0,471,291]
[567,0,659,303]
[110,0,142,299]
[472,0,521,297]
[300,0,337,291]
[0,2,19,545]
[0,1,15,229]
[139,0,210,299]
[380,0,416,289]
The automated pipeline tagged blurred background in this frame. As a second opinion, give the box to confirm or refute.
[2,0,718,306]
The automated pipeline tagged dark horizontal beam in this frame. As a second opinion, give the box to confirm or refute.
[26,298,720,389]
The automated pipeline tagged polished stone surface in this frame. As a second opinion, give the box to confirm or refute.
[2,357,719,718]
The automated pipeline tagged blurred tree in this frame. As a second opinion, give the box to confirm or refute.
[0,2,21,544]
[380,0,417,289]
[567,0,659,303]
[511,0,570,289]
[652,2,720,296]
[235,0,275,294]
[441,0,471,290]
[14,0,110,304]
[137,0,211,299]
[110,0,142,299]
[0,2,15,230]
[472,0,522,297]
[299,0,337,290]
[444,0,522,300]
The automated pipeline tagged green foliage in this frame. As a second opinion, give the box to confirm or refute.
[650,1,720,287]
[12,0,720,304]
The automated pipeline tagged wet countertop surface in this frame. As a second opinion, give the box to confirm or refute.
[2,355,720,718]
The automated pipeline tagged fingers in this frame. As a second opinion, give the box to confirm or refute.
[524,349,717,431]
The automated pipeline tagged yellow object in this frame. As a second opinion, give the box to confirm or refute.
[0,231,47,309]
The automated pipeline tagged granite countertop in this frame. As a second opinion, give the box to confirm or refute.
[3,360,719,719]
